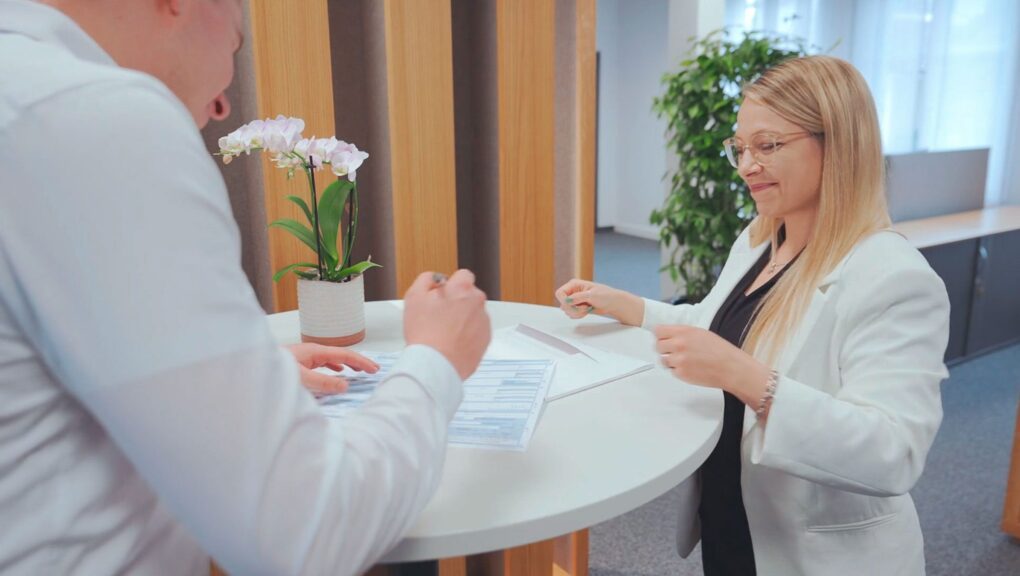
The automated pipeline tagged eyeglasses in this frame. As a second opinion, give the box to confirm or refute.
[723,131,820,169]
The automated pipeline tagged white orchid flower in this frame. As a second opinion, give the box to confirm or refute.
[302,137,339,169]
[218,119,268,162]
[261,115,305,155]
[328,141,369,181]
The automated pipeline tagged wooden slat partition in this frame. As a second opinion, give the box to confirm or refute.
[249,0,338,312]
[463,539,556,575]
[497,0,556,305]
[554,528,589,576]
[1003,400,1020,537]
[384,0,460,295]
[363,557,465,575]
[574,0,596,281]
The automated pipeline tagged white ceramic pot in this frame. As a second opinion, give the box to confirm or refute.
[296,274,366,346]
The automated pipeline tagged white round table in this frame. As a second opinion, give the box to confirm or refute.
[267,300,722,563]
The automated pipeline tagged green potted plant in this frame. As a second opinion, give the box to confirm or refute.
[219,115,380,345]
[651,30,806,302]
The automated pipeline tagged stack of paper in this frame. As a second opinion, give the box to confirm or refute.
[486,324,653,401]
[315,323,651,451]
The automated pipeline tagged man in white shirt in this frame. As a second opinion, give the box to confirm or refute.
[0,1,491,574]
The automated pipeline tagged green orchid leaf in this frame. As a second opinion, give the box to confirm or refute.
[322,250,338,273]
[268,219,318,255]
[335,260,382,280]
[272,262,318,283]
[285,195,314,226]
[317,179,352,264]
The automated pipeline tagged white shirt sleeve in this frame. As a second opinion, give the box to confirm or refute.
[0,77,460,575]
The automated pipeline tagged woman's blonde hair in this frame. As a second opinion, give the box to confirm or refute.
[742,55,891,364]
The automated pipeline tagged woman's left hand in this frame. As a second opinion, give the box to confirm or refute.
[653,325,769,405]
[285,343,380,396]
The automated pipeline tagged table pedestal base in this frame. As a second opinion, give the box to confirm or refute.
[367,530,589,576]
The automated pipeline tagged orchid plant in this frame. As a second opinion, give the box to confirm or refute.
[219,116,380,283]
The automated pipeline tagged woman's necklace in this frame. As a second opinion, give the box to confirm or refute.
[766,254,793,275]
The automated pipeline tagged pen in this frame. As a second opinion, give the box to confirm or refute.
[432,272,447,287]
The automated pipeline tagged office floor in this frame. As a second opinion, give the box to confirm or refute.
[589,230,1020,576]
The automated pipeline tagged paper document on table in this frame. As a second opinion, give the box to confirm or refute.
[316,353,553,451]
[486,324,653,401]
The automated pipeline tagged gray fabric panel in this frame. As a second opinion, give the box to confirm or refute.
[199,1,273,313]
[555,0,579,292]
[327,0,396,301]
[452,0,501,300]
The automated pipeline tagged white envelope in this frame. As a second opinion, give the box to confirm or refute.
[486,324,653,401]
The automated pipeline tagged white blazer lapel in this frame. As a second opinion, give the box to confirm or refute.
[775,274,840,374]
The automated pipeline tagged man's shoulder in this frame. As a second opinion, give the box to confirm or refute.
[0,34,178,129]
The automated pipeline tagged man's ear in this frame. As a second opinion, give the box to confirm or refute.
[164,0,184,17]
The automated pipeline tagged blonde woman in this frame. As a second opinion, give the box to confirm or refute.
[556,56,949,575]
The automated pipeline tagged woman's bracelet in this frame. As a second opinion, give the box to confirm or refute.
[755,369,779,419]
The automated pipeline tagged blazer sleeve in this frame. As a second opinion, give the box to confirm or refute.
[748,260,950,497]
[642,298,700,329]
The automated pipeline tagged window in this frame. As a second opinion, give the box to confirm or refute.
[726,0,1020,204]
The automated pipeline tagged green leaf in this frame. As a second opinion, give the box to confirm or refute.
[268,219,318,254]
[285,195,314,226]
[335,259,382,280]
[317,179,352,267]
[272,262,317,283]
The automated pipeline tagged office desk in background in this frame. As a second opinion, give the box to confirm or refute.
[893,205,1020,363]
[267,301,723,575]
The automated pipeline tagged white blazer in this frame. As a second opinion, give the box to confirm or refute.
[643,227,950,576]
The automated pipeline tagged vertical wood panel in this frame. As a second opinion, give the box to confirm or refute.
[384,0,460,295]
[437,557,468,576]
[250,0,337,312]
[464,539,557,575]
[553,528,589,576]
[575,0,596,281]
[361,559,465,575]
[502,539,555,576]
[1003,400,1020,537]
[498,0,557,304]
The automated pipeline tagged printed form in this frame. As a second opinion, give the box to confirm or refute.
[318,354,554,451]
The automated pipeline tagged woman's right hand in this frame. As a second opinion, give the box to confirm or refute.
[554,279,645,326]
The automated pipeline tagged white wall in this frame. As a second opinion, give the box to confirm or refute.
[596,0,726,299]
[659,0,725,300]
[596,0,669,239]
